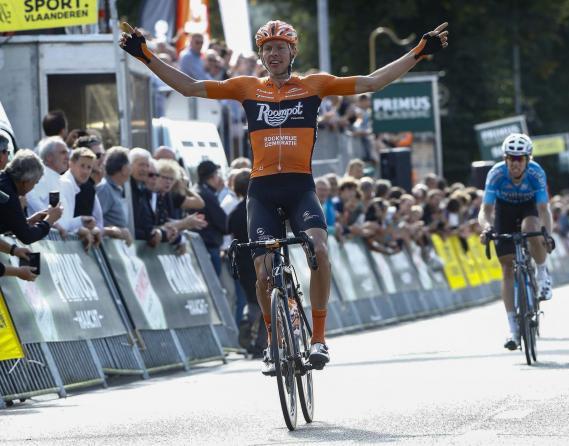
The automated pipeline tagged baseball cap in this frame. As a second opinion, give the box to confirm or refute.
[197,160,220,181]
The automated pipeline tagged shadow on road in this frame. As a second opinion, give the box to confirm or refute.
[252,421,437,444]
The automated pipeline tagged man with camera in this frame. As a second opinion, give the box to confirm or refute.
[0,150,63,281]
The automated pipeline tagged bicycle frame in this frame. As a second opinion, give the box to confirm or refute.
[511,234,536,314]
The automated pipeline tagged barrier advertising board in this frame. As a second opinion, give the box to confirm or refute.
[431,234,468,290]
[0,289,23,361]
[0,238,127,343]
[103,240,221,330]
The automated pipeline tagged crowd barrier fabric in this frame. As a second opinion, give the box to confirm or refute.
[326,238,366,330]
[187,232,239,351]
[0,289,23,361]
[0,236,127,343]
[102,239,221,330]
[430,234,468,290]
[288,244,344,333]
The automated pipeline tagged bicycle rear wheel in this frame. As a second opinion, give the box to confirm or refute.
[271,288,297,430]
[296,306,314,423]
[517,272,532,365]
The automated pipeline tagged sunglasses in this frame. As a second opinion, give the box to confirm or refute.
[147,172,159,178]
[506,155,527,162]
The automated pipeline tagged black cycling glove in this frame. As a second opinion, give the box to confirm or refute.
[413,33,445,60]
[121,32,153,64]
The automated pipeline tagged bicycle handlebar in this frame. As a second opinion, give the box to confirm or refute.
[484,226,552,260]
[228,231,318,280]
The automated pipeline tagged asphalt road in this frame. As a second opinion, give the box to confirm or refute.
[2,285,569,445]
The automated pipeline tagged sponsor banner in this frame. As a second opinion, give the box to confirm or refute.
[0,0,98,32]
[369,251,397,293]
[482,241,503,281]
[372,80,435,133]
[384,250,423,292]
[0,289,23,361]
[474,115,528,160]
[431,234,468,290]
[0,237,127,344]
[103,240,221,330]
[289,243,341,303]
[449,236,483,287]
[466,235,494,283]
[328,238,383,301]
[532,134,567,157]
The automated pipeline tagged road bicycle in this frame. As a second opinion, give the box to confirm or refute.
[228,209,319,430]
[485,227,552,365]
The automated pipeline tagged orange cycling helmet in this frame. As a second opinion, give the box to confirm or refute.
[255,20,298,48]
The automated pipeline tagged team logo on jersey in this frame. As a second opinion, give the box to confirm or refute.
[256,102,304,127]
[302,210,318,221]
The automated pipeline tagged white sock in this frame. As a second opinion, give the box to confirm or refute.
[507,311,518,337]
[536,262,548,278]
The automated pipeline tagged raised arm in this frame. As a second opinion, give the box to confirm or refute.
[355,22,449,94]
[119,22,208,98]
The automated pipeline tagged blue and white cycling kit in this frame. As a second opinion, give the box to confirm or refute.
[483,160,549,205]
[483,160,549,256]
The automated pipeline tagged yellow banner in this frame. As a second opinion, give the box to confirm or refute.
[431,234,467,290]
[0,289,23,361]
[485,241,503,280]
[0,0,97,32]
[449,235,483,287]
[532,135,566,157]
[466,235,493,284]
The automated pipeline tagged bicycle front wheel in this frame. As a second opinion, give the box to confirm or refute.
[296,307,314,423]
[271,288,297,430]
[517,272,533,365]
[529,282,539,362]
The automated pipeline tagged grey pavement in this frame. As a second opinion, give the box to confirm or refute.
[2,284,569,445]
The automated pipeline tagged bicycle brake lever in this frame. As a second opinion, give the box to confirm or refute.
[541,226,555,252]
[484,231,494,260]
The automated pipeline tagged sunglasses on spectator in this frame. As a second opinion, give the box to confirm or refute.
[506,154,527,162]
[147,172,159,178]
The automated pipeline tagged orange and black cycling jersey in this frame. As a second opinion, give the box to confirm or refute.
[204,74,357,178]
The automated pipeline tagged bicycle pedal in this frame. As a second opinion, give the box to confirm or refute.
[306,361,325,371]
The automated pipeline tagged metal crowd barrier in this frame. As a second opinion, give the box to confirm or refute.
[0,230,235,405]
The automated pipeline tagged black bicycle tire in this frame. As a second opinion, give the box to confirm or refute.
[517,271,532,365]
[296,306,314,423]
[528,279,538,362]
[271,288,297,430]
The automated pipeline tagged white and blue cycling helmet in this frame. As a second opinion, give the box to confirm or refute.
[501,133,533,157]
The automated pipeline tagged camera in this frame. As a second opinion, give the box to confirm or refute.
[19,252,40,275]
[49,191,59,207]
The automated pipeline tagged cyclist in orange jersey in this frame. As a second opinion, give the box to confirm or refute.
[120,20,449,373]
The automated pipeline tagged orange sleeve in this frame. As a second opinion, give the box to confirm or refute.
[305,73,358,98]
[203,77,248,101]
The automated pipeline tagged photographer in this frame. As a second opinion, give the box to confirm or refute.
[0,150,62,244]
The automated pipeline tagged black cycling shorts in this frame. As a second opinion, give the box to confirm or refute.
[494,198,539,257]
[247,173,327,258]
